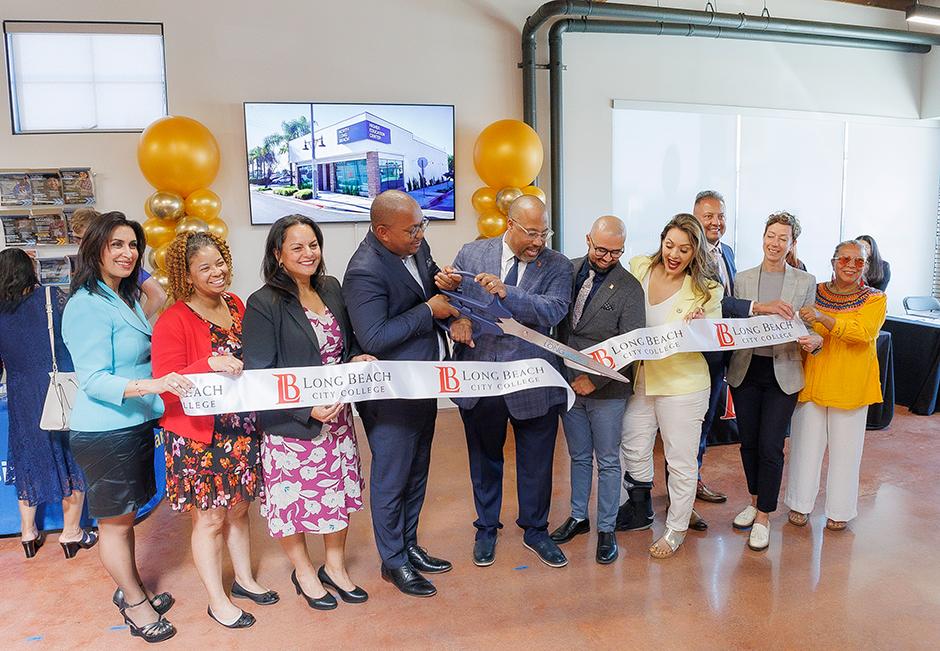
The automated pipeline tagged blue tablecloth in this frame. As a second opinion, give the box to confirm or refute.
[0,396,166,536]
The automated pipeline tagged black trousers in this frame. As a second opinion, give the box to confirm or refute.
[698,353,727,473]
[730,356,798,513]
[358,398,437,568]
[460,396,559,544]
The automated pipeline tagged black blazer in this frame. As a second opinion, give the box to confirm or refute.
[242,276,361,440]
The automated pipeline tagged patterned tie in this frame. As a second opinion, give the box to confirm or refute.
[504,257,519,287]
[571,269,595,327]
[711,247,730,293]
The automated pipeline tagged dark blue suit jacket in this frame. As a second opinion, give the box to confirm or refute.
[342,231,445,361]
[718,242,751,318]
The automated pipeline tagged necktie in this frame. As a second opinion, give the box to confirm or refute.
[504,257,519,287]
[571,269,595,327]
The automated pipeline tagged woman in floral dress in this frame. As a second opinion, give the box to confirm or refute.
[152,232,277,630]
[243,215,373,610]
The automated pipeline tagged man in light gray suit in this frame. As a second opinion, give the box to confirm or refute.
[549,216,645,564]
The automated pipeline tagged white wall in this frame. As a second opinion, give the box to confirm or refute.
[0,0,936,302]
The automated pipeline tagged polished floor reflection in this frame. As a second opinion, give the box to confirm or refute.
[2,408,939,649]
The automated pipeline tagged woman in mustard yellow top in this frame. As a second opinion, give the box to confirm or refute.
[619,214,722,559]
[786,239,886,531]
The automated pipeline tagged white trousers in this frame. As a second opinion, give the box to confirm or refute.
[784,401,868,522]
[620,369,709,533]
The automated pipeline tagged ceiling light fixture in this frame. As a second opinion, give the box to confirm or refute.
[907,2,940,27]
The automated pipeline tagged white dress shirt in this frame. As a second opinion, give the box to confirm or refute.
[500,237,527,284]
[402,254,446,360]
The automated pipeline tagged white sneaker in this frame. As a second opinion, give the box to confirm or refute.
[733,505,758,529]
[748,522,770,551]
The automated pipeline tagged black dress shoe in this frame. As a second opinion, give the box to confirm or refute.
[318,565,368,604]
[291,570,337,610]
[231,581,280,605]
[522,536,568,568]
[549,517,590,544]
[473,537,497,567]
[596,531,618,564]
[689,509,709,532]
[406,545,452,574]
[207,606,255,629]
[381,563,437,598]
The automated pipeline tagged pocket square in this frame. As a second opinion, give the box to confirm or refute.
[601,302,614,311]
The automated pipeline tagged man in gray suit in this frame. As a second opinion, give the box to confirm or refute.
[549,216,645,564]
[436,196,573,569]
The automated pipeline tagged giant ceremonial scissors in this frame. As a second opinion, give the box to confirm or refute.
[441,271,629,384]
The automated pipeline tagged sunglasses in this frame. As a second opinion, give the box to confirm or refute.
[833,256,866,269]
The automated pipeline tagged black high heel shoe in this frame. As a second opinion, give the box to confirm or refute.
[113,585,175,616]
[114,591,176,644]
[317,565,368,604]
[290,570,337,610]
[61,528,99,559]
[22,532,45,559]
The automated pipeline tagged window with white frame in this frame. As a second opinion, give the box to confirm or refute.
[4,21,167,133]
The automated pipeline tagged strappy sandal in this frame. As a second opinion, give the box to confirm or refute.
[113,585,175,616]
[649,528,685,559]
[788,510,808,527]
[826,519,847,531]
[115,593,176,644]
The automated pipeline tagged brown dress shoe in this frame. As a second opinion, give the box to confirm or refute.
[696,481,727,503]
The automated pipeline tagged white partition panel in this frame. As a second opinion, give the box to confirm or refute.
[606,109,738,262]
[843,122,940,315]
[736,116,845,278]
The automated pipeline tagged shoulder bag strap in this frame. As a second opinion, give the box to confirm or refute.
[44,286,59,375]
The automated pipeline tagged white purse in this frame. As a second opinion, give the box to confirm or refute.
[39,286,78,431]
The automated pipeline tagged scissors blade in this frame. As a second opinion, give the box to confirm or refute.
[497,318,629,384]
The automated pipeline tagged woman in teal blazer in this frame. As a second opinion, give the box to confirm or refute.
[63,212,191,644]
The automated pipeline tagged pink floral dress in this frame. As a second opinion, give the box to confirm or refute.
[260,307,364,537]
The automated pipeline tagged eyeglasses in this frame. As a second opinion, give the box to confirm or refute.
[509,221,554,242]
[588,236,624,259]
[833,256,866,269]
[407,217,431,239]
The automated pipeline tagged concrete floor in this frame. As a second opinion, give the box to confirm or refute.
[3,407,939,650]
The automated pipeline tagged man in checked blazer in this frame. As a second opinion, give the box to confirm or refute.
[435,196,573,569]
[548,216,645,565]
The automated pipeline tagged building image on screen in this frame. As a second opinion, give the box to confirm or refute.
[245,102,455,224]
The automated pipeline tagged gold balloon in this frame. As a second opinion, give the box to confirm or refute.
[184,188,222,221]
[521,185,546,203]
[142,217,177,248]
[151,269,170,291]
[153,241,171,271]
[477,211,507,238]
[148,191,185,220]
[495,187,523,216]
[144,197,156,221]
[175,216,209,235]
[471,187,498,215]
[473,119,544,189]
[205,216,229,240]
[137,116,221,197]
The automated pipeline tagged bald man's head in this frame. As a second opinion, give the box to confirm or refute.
[586,215,626,270]
[371,190,427,257]
[505,195,550,262]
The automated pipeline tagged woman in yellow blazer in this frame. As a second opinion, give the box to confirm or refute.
[619,214,722,558]
[785,239,886,531]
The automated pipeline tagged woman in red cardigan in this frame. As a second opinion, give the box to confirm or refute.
[152,232,276,630]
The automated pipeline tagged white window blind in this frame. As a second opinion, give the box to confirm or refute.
[4,21,167,133]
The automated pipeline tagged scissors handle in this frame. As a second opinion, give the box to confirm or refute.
[440,271,512,337]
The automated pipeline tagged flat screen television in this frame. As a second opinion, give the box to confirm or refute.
[244,102,455,225]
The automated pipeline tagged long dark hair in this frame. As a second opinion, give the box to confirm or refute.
[855,234,884,287]
[0,248,39,313]
[262,214,325,297]
[69,211,144,305]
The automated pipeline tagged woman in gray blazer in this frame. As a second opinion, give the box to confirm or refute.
[725,212,822,552]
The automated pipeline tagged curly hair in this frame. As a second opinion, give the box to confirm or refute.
[649,213,716,302]
[163,231,233,304]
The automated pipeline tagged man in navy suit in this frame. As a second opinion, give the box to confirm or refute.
[343,190,458,598]
[693,190,795,515]
[436,196,573,568]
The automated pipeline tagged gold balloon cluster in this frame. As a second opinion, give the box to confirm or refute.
[471,120,545,238]
[138,116,226,291]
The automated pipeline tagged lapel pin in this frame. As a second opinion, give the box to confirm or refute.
[609,283,614,290]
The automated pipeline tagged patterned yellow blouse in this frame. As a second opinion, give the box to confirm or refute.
[799,283,887,410]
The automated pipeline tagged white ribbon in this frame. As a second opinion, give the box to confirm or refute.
[570,315,808,372]
[181,359,575,416]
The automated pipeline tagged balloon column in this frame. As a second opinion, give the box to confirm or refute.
[137,116,224,292]
[471,119,545,238]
